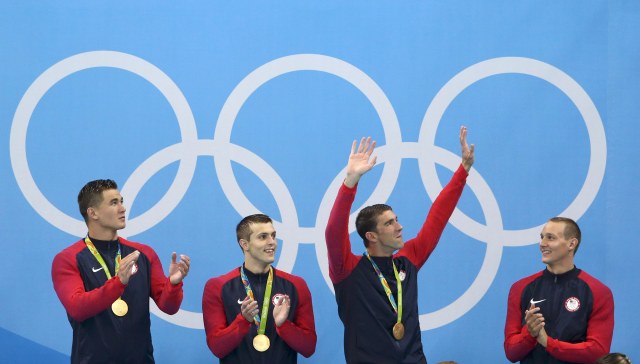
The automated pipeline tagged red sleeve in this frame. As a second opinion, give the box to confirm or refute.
[276,274,317,358]
[397,164,468,269]
[51,241,125,322]
[202,274,252,359]
[504,275,539,362]
[134,242,183,315]
[545,273,613,363]
[325,182,362,284]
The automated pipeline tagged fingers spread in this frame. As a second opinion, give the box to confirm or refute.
[357,137,366,153]
[367,140,376,156]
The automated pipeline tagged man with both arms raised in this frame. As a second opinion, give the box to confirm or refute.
[325,126,474,363]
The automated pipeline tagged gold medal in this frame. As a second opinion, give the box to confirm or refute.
[253,334,270,352]
[111,298,128,317]
[392,322,405,340]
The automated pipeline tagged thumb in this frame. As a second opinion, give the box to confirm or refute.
[171,252,177,264]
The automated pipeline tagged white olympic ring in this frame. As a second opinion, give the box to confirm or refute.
[9,52,605,331]
[9,51,199,238]
[419,57,606,246]
[215,54,403,291]
[416,57,606,328]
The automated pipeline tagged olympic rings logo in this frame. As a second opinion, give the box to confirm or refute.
[9,51,606,330]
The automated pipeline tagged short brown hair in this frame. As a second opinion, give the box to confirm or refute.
[595,353,632,364]
[77,179,118,222]
[549,217,582,255]
[356,204,393,247]
[236,214,273,243]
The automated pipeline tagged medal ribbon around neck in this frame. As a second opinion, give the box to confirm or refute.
[84,236,121,279]
[240,265,273,336]
[364,251,402,325]
[85,236,128,316]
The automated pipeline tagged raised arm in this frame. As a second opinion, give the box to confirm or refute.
[344,136,377,187]
[325,137,377,283]
[399,126,474,268]
[460,126,475,172]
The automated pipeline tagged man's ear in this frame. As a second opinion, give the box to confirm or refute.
[239,239,249,251]
[568,237,577,251]
[365,231,377,244]
[87,207,98,221]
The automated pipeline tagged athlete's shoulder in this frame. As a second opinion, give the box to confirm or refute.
[511,270,544,290]
[118,237,162,261]
[274,269,306,283]
[54,239,86,260]
[207,267,241,285]
[274,268,311,291]
[577,269,613,297]
[118,237,151,251]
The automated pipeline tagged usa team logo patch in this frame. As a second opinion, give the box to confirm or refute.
[272,293,288,305]
[564,297,581,312]
[399,270,406,282]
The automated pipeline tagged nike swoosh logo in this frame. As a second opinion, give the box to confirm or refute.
[530,298,546,305]
[92,267,103,273]
[237,299,243,304]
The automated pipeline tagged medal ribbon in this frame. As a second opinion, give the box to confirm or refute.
[84,236,121,280]
[240,265,273,336]
[364,251,402,325]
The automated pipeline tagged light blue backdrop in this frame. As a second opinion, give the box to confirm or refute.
[1,2,638,363]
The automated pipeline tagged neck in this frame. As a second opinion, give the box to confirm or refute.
[244,259,271,274]
[367,246,394,258]
[87,226,118,241]
[546,261,575,275]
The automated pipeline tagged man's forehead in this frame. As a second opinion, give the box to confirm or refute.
[542,221,564,234]
[250,222,275,235]
[102,189,122,199]
[376,210,397,223]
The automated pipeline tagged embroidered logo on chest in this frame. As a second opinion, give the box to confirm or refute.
[272,293,288,305]
[564,296,581,312]
[398,270,406,282]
